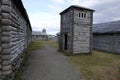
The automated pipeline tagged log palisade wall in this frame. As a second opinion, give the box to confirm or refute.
[0,0,32,79]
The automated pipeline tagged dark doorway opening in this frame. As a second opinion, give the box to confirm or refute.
[64,34,68,50]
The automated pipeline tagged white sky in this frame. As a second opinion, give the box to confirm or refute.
[22,0,120,35]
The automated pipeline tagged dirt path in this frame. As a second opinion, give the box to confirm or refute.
[23,44,83,80]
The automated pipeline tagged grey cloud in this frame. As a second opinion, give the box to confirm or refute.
[92,0,120,23]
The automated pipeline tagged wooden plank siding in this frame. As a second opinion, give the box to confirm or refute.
[0,0,32,79]
[93,34,113,52]
[114,34,120,53]
[93,34,120,54]
[93,20,120,54]
[73,9,93,53]
[60,9,73,53]
[59,5,94,54]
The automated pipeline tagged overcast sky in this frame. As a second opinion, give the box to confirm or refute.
[22,0,120,35]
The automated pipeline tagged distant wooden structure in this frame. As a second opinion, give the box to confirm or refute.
[0,0,32,79]
[32,29,48,40]
[59,5,94,54]
[93,20,120,53]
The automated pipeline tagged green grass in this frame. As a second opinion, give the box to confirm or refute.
[47,41,58,48]
[28,40,45,51]
[70,51,120,80]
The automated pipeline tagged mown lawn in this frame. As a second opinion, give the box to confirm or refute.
[48,41,120,80]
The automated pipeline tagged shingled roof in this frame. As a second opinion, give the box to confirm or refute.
[93,20,120,34]
[12,0,32,30]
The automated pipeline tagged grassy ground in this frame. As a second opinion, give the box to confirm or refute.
[28,40,45,51]
[47,41,120,80]
[28,40,58,50]
[70,51,120,80]
[46,41,58,48]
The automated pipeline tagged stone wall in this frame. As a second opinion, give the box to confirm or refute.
[0,0,32,79]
